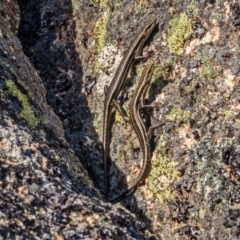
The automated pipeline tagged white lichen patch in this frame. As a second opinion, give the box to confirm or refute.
[176,124,197,149]
[94,45,122,96]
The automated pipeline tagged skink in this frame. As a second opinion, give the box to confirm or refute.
[103,19,157,200]
[110,63,154,202]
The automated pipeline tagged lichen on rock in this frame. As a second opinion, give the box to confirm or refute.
[168,12,193,55]
[6,80,38,126]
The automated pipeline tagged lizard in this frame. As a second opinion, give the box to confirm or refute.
[103,19,157,200]
[110,63,154,202]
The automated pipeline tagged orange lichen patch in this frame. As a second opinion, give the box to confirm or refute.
[30,142,39,150]
[157,175,170,190]
[127,164,141,183]
[199,103,210,113]
[223,69,236,91]
[24,213,36,222]
[124,6,132,14]
[172,63,187,79]
[151,151,157,162]
[176,123,197,149]
[86,216,94,226]
[144,187,154,200]
[202,20,220,42]
[0,141,6,149]
[18,186,25,193]
[14,218,26,230]
[155,92,166,105]
[230,100,240,112]
[18,186,29,195]
[186,21,220,54]
[224,1,231,21]
[0,158,19,166]
[93,213,100,221]
[55,235,64,240]
[169,6,177,15]
[139,0,148,7]
[0,217,8,227]
[41,156,49,171]
[223,162,239,183]
[5,174,15,183]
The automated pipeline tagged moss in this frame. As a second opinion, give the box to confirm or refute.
[168,12,193,55]
[165,107,190,122]
[199,56,218,81]
[6,80,38,126]
[148,146,180,203]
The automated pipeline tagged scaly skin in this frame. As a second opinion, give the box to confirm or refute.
[103,19,157,200]
[110,63,154,202]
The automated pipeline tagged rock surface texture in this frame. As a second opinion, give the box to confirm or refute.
[1,0,240,239]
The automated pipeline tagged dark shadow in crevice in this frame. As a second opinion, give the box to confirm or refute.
[17,0,105,194]
[17,0,157,234]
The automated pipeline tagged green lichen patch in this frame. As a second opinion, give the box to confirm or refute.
[94,61,105,73]
[0,59,17,76]
[93,12,110,72]
[189,138,234,210]
[148,147,180,203]
[165,107,190,123]
[6,80,38,126]
[115,111,126,126]
[199,56,218,81]
[135,0,148,13]
[167,13,193,55]
[224,110,232,120]
[153,63,173,81]
[94,13,109,54]
[93,0,109,8]
[187,0,199,18]
[149,63,173,96]
[71,0,76,8]
[0,89,6,98]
